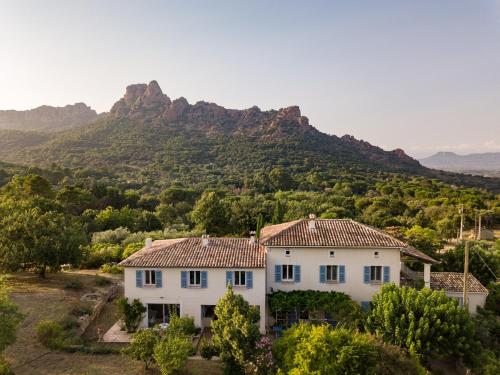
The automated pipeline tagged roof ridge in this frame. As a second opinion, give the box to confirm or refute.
[120,237,189,265]
[260,219,304,245]
[349,220,407,247]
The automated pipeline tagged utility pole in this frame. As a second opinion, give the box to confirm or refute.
[459,204,464,241]
[463,241,469,310]
[477,214,482,240]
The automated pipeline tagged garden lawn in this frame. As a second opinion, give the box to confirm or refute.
[4,271,222,375]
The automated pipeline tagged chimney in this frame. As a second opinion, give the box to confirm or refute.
[423,263,431,288]
[308,213,316,230]
[249,231,256,244]
[145,237,153,248]
[202,234,210,247]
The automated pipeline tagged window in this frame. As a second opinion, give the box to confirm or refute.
[326,265,338,282]
[285,249,291,257]
[233,271,246,286]
[144,270,156,285]
[370,266,382,283]
[374,251,380,258]
[189,270,201,286]
[329,250,335,258]
[282,265,294,281]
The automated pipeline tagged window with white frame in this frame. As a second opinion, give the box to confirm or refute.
[370,266,382,283]
[281,265,294,281]
[326,265,338,282]
[144,270,156,285]
[189,270,201,286]
[233,271,246,286]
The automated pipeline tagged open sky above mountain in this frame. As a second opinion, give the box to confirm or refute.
[1,0,499,158]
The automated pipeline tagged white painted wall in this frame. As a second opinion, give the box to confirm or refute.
[124,267,266,333]
[266,246,401,303]
[444,291,488,315]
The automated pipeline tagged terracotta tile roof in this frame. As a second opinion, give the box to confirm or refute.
[120,237,265,268]
[429,272,488,293]
[259,220,301,243]
[260,219,408,248]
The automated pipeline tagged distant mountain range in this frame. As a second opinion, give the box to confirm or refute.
[0,81,498,192]
[420,152,500,177]
[0,103,98,132]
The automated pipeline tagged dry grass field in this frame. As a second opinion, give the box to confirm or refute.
[3,271,222,375]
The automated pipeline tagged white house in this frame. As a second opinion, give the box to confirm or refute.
[120,216,487,332]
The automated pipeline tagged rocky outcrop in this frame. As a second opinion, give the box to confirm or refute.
[0,103,98,132]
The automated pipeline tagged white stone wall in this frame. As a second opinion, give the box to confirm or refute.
[124,267,267,333]
[444,291,488,315]
[266,246,401,303]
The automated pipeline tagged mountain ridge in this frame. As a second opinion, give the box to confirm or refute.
[0,81,498,192]
[420,151,500,171]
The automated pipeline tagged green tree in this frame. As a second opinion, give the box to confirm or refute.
[404,225,443,257]
[116,298,146,332]
[366,284,474,360]
[212,285,260,374]
[273,324,379,375]
[0,206,87,277]
[272,199,285,224]
[191,190,230,236]
[122,328,160,369]
[153,333,192,375]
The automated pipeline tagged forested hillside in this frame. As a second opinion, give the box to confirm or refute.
[0,81,498,192]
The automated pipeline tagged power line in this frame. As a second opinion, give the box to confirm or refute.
[471,246,499,282]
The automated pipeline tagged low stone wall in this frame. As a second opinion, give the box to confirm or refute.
[80,284,119,335]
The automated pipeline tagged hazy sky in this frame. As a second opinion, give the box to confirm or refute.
[1,0,499,158]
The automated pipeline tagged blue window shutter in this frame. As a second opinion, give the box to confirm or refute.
[319,265,326,283]
[246,271,253,289]
[383,266,390,283]
[339,265,345,283]
[136,270,143,288]
[363,266,370,284]
[275,265,281,282]
[155,270,162,288]
[294,265,301,283]
[361,301,370,311]
[201,271,208,288]
[181,271,187,288]
[226,271,233,287]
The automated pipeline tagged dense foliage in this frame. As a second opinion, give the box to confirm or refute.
[116,298,146,332]
[0,277,23,374]
[268,290,363,328]
[273,323,426,375]
[366,284,474,360]
[212,285,261,374]
[122,328,160,369]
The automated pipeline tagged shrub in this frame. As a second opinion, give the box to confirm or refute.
[167,315,197,336]
[100,263,123,274]
[60,316,80,331]
[274,324,378,375]
[35,320,64,349]
[116,298,146,332]
[0,357,14,375]
[91,227,130,244]
[374,341,428,375]
[251,336,275,375]
[122,242,143,259]
[485,281,500,315]
[81,243,122,268]
[122,328,160,369]
[200,338,219,360]
[64,280,83,290]
[70,302,92,317]
[153,334,193,375]
[366,284,474,360]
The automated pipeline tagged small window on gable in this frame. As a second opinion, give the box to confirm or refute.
[285,249,291,257]
[374,251,380,258]
[329,250,335,258]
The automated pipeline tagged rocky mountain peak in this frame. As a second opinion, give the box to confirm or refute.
[111,80,171,117]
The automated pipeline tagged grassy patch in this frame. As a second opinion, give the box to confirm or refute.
[3,271,223,375]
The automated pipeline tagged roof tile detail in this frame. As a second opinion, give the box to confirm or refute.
[429,272,488,293]
[261,219,407,248]
[120,237,265,268]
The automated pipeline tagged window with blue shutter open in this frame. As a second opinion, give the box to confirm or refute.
[181,271,187,288]
[246,271,253,289]
[383,266,390,283]
[155,270,162,288]
[226,271,233,286]
[136,270,143,288]
[275,264,281,282]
